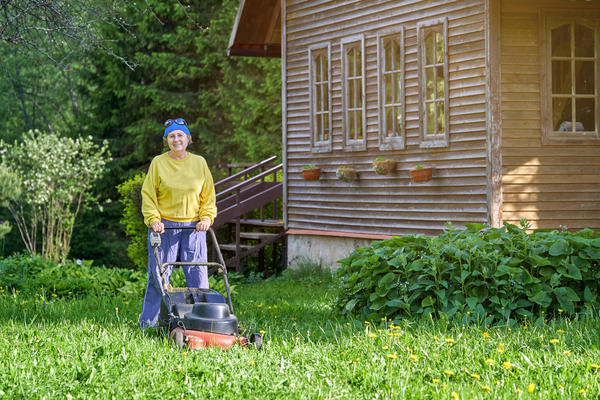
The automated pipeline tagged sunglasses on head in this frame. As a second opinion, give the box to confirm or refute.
[164,118,187,127]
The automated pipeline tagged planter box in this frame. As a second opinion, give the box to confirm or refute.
[336,167,358,182]
[410,167,433,182]
[301,168,321,181]
[372,159,396,175]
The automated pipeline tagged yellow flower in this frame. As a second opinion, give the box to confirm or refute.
[579,389,586,395]
[550,339,559,344]
[527,383,536,393]
[515,388,522,394]
[249,360,255,365]
[483,332,490,339]
[258,304,263,307]
[564,350,572,356]
[444,369,454,376]
[470,373,481,380]
[503,361,511,370]
[394,333,400,337]
[499,343,505,349]
[387,354,398,359]
[409,354,418,362]
[451,391,459,400]
[51,293,57,297]
[556,329,565,334]
[481,386,491,392]
[382,345,389,350]
[445,338,454,344]
[558,309,564,313]
[346,322,350,326]
[485,359,494,365]
[259,330,266,335]
[497,348,504,354]
[433,379,440,384]
[368,333,377,338]
[590,364,600,370]
[381,317,387,321]
[364,321,370,325]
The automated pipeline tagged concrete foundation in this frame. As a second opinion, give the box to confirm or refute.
[287,234,375,270]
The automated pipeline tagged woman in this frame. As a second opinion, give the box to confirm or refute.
[138,118,217,329]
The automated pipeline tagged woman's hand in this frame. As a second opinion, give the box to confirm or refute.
[195,218,211,232]
[151,221,165,233]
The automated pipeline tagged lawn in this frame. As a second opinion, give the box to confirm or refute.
[0,269,599,399]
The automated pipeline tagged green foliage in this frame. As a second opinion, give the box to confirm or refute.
[333,221,600,326]
[116,173,147,269]
[0,253,145,297]
[0,130,111,262]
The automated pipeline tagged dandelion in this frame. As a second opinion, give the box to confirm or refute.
[527,383,536,393]
[445,338,454,344]
[590,364,600,370]
[259,330,266,335]
[515,388,522,394]
[346,322,350,326]
[364,321,370,325]
[368,333,377,338]
[503,361,511,370]
[485,359,495,365]
[550,339,559,344]
[564,350,572,356]
[579,389,586,395]
[444,369,454,376]
[499,343,505,349]
[258,304,263,308]
[249,360,255,366]
[433,379,440,384]
[471,373,481,380]
[382,345,389,350]
[387,354,398,360]
[291,317,296,321]
[381,317,386,321]
[556,329,565,334]
[51,293,57,297]
[558,309,564,313]
[481,386,491,392]
[409,354,418,362]
[483,332,490,339]
[451,391,459,399]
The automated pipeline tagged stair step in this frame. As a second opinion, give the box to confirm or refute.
[239,232,281,240]
[239,219,284,228]
[219,244,254,252]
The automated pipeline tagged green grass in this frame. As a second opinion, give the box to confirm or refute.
[0,271,599,399]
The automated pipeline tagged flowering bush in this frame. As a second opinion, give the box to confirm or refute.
[333,220,600,326]
[0,130,110,262]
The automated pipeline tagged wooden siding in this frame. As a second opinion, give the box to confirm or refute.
[500,0,600,231]
[284,0,489,236]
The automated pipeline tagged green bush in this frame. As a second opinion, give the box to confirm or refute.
[116,173,147,269]
[0,254,145,297]
[333,221,600,326]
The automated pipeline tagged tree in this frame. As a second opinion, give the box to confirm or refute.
[0,131,110,262]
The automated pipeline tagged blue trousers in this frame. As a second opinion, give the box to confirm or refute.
[138,220,209,329]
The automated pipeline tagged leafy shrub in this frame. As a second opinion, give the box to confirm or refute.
[333,221,600,326]
[0,254,145,297]
[116,173,147,269]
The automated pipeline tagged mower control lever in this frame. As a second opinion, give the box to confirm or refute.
[150,232,161,248]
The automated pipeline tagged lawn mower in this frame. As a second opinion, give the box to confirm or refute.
[150,227,262,350]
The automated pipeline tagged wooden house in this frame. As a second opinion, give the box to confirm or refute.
[229,0,600,267]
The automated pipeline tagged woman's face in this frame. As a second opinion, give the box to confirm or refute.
[166,130,190,153]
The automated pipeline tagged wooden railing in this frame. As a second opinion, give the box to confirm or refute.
[213,157,284,271]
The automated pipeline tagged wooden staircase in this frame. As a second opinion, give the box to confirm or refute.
[213,156,285,272]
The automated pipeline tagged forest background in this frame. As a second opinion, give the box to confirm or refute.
[0,0,282,268]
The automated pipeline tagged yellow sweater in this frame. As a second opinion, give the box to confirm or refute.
[141,152,217,227]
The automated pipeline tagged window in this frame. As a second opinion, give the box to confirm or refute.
[341,36,366,151]
[309,43,332,152]
[418,19,449,148]
[378,29,405,150]
[541,13,599,144]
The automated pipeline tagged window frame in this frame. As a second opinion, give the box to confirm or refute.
[377,27,406,151]
[341,35,367,152]
[308,42,333,153]
[417,18,449,148]
[540,10,600,145]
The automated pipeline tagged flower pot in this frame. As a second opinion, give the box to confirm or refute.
[336,167,358,182]
[410,167,433,182]
[302,168,321,181]
[372,159,396,175]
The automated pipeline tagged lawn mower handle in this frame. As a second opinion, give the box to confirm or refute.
[150,227,235,315]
